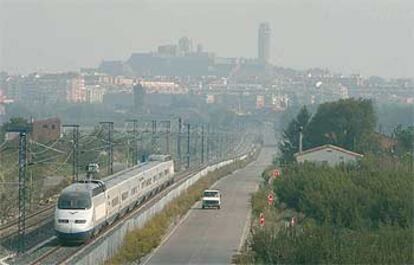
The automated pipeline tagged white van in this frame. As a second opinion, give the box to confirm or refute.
[202,189,221,209]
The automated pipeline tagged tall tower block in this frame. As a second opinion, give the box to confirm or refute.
[258,22,271,64]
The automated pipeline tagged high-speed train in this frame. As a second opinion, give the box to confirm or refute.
[54,155,174,242]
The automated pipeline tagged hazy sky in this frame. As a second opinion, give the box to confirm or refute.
[1,0,413,78]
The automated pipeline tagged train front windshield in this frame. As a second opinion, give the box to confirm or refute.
[58,192,91,209]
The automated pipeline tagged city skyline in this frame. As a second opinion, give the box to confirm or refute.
[1,0,413,78]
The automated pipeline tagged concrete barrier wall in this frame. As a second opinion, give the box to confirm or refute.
[69,153,252,265]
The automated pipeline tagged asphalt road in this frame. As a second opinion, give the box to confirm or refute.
[144,147,274,265]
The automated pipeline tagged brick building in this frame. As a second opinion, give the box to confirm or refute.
[31,118,61,142]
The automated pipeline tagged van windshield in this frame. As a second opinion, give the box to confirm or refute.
[204,191,219,197]
[58,192,91,209]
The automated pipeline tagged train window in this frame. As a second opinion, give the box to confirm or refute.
[112,197,119,206]
[131,187,137,195]
[164,169,169,175]
[122,192,128,201]
[58,192,91,209]
[142,178,151,188]
[92,186,105,197]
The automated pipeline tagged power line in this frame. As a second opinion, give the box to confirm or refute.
[28,137,64,156]
[63,124,80,182]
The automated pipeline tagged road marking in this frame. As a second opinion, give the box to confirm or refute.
[141,201,199,265]
[238,210,252,252]
[142,152,266,265]
[142,165,243,265]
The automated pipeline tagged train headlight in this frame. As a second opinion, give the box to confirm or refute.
[75,219,87,224]
[58,219,69,223]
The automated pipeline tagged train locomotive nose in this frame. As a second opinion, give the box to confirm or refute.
[55,210,92,242]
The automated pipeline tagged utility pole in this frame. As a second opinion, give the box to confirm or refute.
[299,126,303,153]
[18,130,27,253]
[63,124,79,182]
[210,126,215,162]
[201,125,205,164]
[161,120,171,154]
[219,132,223,159]
[151,120,157,154]
[126,119,139,165]
[133,120,138,165]
[206,124,210,163]
[411,140,413,176]
[186,123,191,169]
[193,126,198,163]
[139,121,147,162]
[100,122,113,175]
[177,118,182,169]
[7,127,30,253]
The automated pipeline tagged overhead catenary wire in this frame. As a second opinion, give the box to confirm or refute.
[29,153,66,165]
[42,149,73,177]
[29,139,65,155]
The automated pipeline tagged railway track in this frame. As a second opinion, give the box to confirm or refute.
[9,167,204,265]
[0,205,55,241]
[0,132,253,242]
[30,245,62,265]
[4,134,257,264]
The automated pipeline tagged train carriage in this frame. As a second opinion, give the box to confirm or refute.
[54,155,174,242]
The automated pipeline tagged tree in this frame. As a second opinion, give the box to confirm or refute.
[306,98,376,153]
[1,117,31,142]
[393,125,414,152]
[393,125,414,165]
[3,117,31,130]
[278,106,311,164]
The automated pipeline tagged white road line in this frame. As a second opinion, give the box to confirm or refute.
[238,210,252,252]
[141,201,199,265]
[142,156,258,265]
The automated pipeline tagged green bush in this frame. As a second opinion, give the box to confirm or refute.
[250,223,413,264]
[240,155,414,264]
[274,159,413,229]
